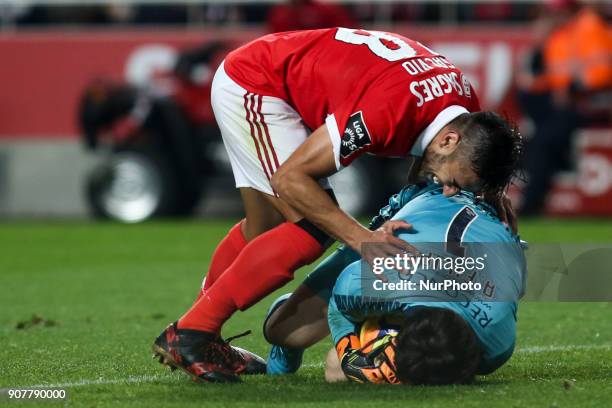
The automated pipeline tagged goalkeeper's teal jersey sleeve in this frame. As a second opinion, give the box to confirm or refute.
[328,259,408,344]
[303,184,425,301]
[328,185,527,374]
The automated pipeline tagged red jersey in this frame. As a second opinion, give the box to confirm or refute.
[224,28,480,167]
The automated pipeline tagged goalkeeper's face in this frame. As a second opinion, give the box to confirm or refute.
[393,307,481,385]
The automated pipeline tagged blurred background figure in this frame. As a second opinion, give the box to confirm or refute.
[267,0,355,33]
[78,42,232,222]
[517,0,612,215]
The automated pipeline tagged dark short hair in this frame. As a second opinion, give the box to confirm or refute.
[449,111,523,195]
[394,307,481,385]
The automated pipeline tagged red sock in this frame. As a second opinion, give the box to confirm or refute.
[178,222,324,333]
[195,220,247,301]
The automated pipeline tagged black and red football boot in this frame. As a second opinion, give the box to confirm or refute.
[152,322,266,383]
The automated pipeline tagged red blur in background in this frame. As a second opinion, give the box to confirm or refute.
[0,27,532,139]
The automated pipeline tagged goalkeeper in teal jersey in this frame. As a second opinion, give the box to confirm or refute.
[263,183,526,385]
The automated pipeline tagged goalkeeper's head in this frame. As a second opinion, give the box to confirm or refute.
[393,307,481,385]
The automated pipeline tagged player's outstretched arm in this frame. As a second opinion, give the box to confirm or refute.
[270,124,412,258]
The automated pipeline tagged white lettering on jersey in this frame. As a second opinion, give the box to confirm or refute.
[409,73,467,107]
[409,81,424,107]
[402,57,455,76]
[335,28,417,62]
[402,59,433,75]
[425,77,444,98]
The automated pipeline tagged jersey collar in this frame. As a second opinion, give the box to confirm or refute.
[410,105,469,157]
[419,183,500,218]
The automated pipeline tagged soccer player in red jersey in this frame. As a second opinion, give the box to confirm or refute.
[152,28,521,382]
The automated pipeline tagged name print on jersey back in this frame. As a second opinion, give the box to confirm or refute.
[403,57,472,107]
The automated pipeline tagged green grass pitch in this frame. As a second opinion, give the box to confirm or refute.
[1,219,611,407]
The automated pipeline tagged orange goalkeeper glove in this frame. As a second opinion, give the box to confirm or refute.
[336,333,400,384]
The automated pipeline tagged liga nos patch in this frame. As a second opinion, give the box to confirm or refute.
[341,111,372,159]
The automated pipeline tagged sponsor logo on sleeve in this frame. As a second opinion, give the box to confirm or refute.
[461,74,472,98]
[341,111,372,159]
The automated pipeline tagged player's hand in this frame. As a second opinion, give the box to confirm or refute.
[336,334,399,384]
[367,335,400,384]
[486,192,518,234]
[359,221,418,279]
[378,220,413,236]
[336,333,380,384]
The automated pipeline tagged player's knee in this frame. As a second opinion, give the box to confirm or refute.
[263,301,293,346]
[264,315,301,348]
[263,313,283,345]
[264,325,297,348]
[270,166,296,199]
[270,169,286,196]
[263,304,315,348]
[394,307,481,385]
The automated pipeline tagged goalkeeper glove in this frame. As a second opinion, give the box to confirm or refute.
[336,333,400,384]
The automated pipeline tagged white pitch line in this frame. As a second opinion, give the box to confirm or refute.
[22,343,611,389]
[27,374,175,389]
[517,344,611,354]
[302,362,325,369]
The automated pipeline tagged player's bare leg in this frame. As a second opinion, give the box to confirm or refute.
[263,239,359,374]
[240,187,288,240]
[263,284,329,375]
[264,284,329,349]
